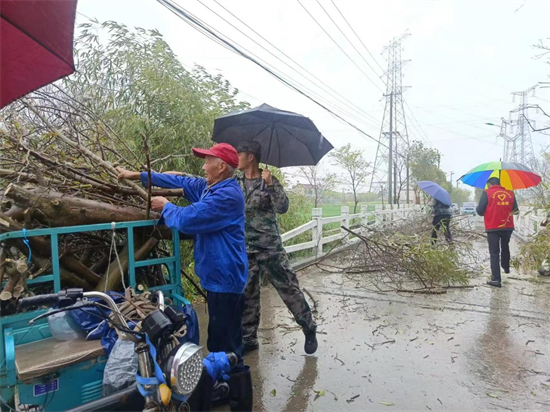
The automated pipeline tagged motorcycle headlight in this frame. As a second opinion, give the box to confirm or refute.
[166,343,204,396]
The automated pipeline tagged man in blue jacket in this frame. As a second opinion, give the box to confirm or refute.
[116,143,248,369]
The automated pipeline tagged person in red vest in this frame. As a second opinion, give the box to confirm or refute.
[476,177,519,287]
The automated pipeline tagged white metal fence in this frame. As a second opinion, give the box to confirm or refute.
[513,207,547,242]
[281,204,421,259]
[280,204,547,265]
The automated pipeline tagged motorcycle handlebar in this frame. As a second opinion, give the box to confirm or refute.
[18,293,60,310]
[18,288,85,311]
[18,289,140,343]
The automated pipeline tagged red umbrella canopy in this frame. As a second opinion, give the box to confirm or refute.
[0,0,78,109]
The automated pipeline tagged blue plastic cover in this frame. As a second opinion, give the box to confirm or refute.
[70,296,200,355]
[69,292,125,355]
[174,303,200,345]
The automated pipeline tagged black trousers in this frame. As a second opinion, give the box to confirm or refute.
[487,230,513,282]
[431,215,452,244]
[206,291,244,369]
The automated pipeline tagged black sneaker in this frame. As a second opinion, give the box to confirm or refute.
[486,280,502,288]
[242,341,259,354]
[503,268,510,274]
[304,331,318,354]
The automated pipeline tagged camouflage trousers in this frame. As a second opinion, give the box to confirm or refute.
[242,250,316,344]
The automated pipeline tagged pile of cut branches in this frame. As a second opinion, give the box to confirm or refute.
[319,215,482,293]
[0,19,252,310]
[0,94,182,313]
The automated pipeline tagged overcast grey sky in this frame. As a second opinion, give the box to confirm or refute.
[78,0,550,189]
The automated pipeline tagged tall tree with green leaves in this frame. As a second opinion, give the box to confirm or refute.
[450,188,472,206]
[329,144,370,213]
[68,20,249,175]
[407,141,449,203]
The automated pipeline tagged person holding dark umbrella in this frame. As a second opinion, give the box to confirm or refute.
[212,104,333,355]
[236,141,318,355]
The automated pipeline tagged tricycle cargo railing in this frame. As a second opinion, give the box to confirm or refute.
[281,204,421,260]
[0,220,184,297]
[0,220,187,394]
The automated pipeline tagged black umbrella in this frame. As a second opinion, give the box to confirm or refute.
[212,103,333,168]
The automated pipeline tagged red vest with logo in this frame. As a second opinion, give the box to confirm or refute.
[484,185,515,230]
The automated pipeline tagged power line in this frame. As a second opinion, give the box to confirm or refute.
[404,101,433,146]
[194,0,380,131]
[156,0,387,149]
[296,0,384,94]
[330,0,385,73]
[180,0,379,132]
[211,0,382,128]
[316,0,384,84]
[193,0,377,127]
[203,0,381,129]
[425,123,500,145]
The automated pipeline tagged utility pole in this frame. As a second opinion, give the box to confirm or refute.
[406,154,410,204]
[370,33,411,208]
[388,92,393,206]
[495,85,538,164]
[449,171,454,192]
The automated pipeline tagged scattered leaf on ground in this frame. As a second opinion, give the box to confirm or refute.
[487,393,499,399]
[314,389,326,401]
[270,389,276,397]
[379,401,395,406]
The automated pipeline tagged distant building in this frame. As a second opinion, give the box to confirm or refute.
[292,183,315,198]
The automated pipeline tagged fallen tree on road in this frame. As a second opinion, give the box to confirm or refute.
[317,216,482,293]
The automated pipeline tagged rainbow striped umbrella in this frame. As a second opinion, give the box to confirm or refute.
[459,161,541,190]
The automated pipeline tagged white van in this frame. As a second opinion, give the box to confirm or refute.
[460,202,477,215]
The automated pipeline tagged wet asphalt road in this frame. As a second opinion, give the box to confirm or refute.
[198,237,550,411]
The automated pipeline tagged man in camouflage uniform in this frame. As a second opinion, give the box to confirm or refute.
[235,141,318,355]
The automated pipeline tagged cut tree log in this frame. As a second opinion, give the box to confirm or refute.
[12,272,25,299]
[3,204,26,221]
[0,267,21,301]
[0,246,6,280]
[4,184,157,227]
[95,237,158,292]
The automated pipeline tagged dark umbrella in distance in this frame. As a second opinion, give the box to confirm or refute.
[0,0,78,109]
[213,104,334,170]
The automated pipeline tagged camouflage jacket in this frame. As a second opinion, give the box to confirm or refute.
[237,173,290,253]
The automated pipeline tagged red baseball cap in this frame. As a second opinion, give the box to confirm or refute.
[192,143,239,169]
